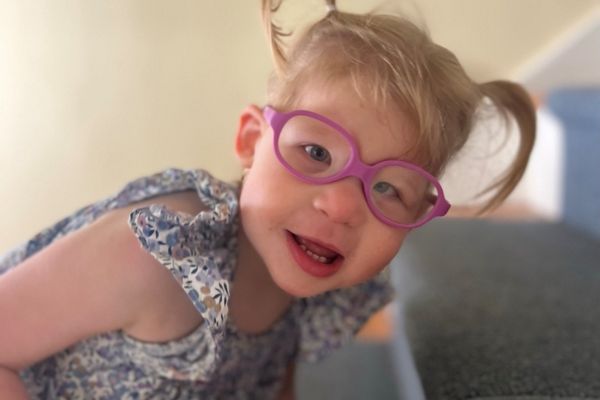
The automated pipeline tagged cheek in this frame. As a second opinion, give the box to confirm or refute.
[351,230,408,284]
[239,179,275,233]
[241,167,285,210]
[238,155,300,231]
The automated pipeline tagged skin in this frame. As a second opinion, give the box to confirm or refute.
[234,79,417,301]
[0,192,208,399]
[0,78,419,400]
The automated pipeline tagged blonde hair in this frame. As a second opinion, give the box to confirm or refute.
[261,0,535,214]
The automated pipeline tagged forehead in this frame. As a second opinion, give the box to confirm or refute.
[290,79,418,164]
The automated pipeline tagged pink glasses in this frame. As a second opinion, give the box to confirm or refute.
[263,106,450,229]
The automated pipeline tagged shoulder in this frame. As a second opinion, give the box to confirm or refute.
[87,190,207,277]
[99,190,208,342]
[73,189,209,341]
[0,190,208,370]
[49,189,208,335]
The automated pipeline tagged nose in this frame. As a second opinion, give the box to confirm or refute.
[312,178,367,226]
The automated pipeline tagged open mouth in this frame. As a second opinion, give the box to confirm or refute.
[292,234,340,264]
[285,230,345,278]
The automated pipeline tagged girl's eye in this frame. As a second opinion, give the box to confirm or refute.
[373,181,401,200]
[304,145,331,164]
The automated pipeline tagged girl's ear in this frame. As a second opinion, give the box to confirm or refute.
[235,105,266,169]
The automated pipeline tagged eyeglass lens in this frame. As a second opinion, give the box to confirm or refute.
[277,115,439,225]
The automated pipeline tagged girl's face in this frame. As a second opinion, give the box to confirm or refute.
[236,80,417,298]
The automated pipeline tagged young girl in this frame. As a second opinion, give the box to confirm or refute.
[0,0,535,398]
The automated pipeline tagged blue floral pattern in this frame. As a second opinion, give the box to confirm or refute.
[129,203,233,332]
[0,168,394,399]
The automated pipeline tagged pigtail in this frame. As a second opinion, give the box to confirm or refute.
[475,81,536,214]
[261,0,290,76]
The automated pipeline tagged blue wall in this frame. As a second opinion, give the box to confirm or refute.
[547,88,600,240]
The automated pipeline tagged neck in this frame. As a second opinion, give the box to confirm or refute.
[229,228,293,335]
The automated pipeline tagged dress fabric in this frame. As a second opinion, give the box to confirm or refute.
[0,168,394,399]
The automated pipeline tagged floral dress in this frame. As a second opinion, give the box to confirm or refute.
[0,168,394,399]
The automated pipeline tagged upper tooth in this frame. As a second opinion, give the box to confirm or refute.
[300,243,329,263]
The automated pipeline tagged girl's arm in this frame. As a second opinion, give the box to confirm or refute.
[0,194,205,381]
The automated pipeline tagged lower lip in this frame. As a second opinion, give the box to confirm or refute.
[285,231,343,278]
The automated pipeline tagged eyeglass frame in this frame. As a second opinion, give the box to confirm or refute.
[263,106,451,229]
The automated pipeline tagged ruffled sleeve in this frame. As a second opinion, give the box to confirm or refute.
[128,203,234,334]
[295,269,395,363]
[121,170,240,383]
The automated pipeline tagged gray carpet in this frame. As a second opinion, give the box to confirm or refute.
[296,341,400,400]
[394,219,600,400]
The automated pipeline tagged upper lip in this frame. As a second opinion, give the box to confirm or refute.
[289,231,345,257]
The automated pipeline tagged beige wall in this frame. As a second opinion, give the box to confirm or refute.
[0,0,597,252]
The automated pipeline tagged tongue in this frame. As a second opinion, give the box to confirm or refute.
[298,236,338,258]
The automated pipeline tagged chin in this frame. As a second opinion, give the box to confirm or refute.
[272,275,331,299]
